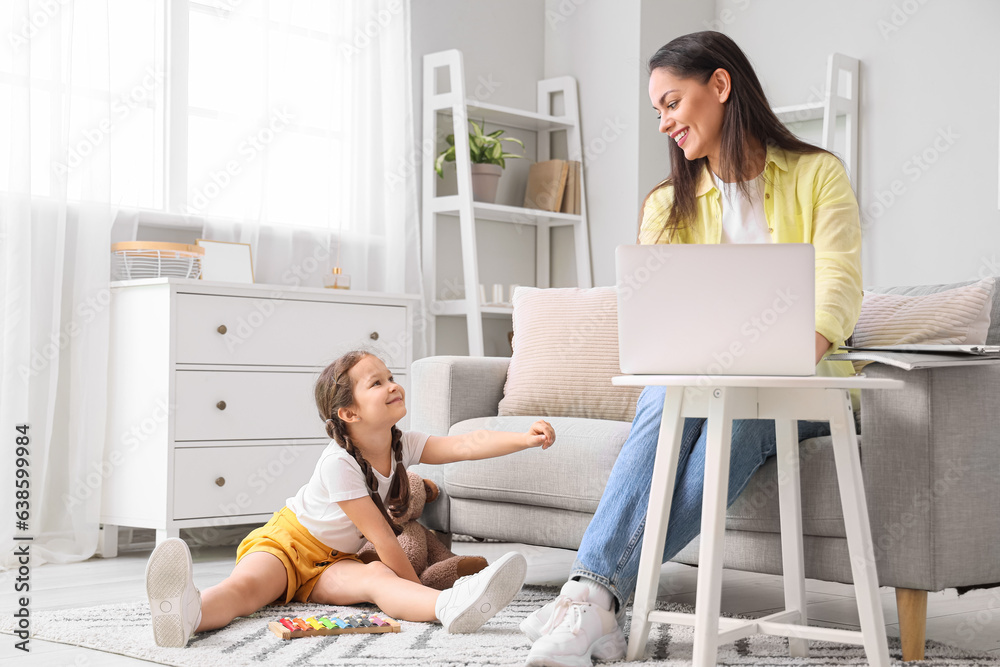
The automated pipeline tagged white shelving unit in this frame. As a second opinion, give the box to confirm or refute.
[421,49,592,356]
[773,53,860,190]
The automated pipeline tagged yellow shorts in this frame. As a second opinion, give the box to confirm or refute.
[236,506,363,604]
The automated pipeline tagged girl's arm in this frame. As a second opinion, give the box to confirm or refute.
[420,420,555,465]
[336,496,420,584]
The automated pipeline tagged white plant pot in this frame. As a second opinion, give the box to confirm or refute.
[470,163,503,203]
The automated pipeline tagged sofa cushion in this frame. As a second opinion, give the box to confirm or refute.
[441,415,630,513]
[864,275,999,345]
[725,434,848,538]
[498,286,642,423]
[438,415,847,540]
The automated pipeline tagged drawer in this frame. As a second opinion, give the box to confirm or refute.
[174,293,407,368]
[173,444,325,520]
[174,370,324,441]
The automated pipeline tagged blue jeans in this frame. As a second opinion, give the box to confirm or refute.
[570,385,831,612]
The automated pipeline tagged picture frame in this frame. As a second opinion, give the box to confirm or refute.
[195,239,255,284]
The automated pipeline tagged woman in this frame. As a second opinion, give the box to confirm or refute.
[522,31,862,667]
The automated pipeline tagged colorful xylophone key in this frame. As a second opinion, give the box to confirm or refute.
[269,612,401,639]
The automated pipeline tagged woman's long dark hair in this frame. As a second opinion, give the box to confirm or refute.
[643,31,831,242]
[316,351,410,536]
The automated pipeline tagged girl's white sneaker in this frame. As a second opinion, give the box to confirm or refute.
[435,551,527,633]
[145,537,203,647]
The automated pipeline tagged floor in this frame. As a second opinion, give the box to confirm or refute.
[3,536,1000,665]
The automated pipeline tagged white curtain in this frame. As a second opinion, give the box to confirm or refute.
[0,0,422,566]
[194,0,423,297]
[0,1,117,567]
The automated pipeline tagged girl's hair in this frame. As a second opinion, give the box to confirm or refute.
[642,31,831,242]
[315,350,410,536]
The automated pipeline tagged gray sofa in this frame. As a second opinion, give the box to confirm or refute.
[410,278,1000,661]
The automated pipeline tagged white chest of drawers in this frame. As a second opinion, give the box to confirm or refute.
[99,277,419,556]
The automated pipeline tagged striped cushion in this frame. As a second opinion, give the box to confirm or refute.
[498,287,641,422]
[851,278,995,366]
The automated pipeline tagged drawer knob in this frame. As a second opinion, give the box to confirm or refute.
[216,400,227,411]
[370,331,379,341]
[215,477,226,487]
[217,325,227,335]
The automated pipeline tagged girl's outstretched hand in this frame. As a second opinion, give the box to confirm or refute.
[526,420,555,449]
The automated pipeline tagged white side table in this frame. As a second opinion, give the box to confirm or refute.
[613,374,904,666]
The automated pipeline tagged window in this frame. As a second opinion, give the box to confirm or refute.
[1,0,358,230]
[0,0,160,207]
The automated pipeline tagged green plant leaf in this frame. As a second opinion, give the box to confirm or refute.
[487,129,504,138]
[434,145,455,178]
[502,136,526,150]
[445,134,455,146]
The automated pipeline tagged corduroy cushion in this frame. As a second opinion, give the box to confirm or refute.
[853,278,995,347]
[498,286,641,422]
[850,278,995,371]
[865,276,1000,345]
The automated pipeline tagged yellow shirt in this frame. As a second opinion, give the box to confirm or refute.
[638,145,863,383]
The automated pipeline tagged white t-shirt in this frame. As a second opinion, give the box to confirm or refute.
[285,430,430,553]
[712,170,772,244]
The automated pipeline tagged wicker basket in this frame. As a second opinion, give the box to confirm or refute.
[111,242,204,280]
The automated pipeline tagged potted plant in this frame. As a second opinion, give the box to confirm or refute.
[435,120,525,203]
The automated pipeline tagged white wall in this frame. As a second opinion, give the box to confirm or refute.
[411,0,546,355]
[544,0,714,287]
[721,0,1000,286]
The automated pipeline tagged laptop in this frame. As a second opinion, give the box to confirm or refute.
[615,244,816,376]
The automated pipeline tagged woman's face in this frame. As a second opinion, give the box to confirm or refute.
[649,66,730,166]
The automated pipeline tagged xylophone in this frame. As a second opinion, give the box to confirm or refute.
[269,612,401,639]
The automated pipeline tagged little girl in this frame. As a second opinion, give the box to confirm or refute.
[144,350,555,647]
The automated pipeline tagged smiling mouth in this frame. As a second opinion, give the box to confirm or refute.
[387,397,403,405]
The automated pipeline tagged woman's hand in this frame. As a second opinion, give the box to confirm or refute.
[815,331,832,365]
[525,420,555,449]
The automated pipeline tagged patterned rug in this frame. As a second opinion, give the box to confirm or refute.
[2,585,996,666]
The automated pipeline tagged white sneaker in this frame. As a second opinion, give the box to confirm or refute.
[521,581,623,642]
[525,580,626,667]
[435,551,527,633]
[145,538,203,647]
[520,596,557,642]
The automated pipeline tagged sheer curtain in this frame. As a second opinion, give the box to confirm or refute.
[0,0,422,567]
[193,0,423,297]
[0,1,121,567]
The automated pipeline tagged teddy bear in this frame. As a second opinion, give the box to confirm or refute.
[357,471,488,590]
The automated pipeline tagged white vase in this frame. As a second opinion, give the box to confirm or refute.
[470,163,503,203]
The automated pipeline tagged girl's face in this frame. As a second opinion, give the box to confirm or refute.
[341,355,406,425]
[649,66,730,167]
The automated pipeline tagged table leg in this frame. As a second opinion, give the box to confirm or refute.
[828,390,890,667]
[625,386,687,661]
[775,418,809,658]
[692,388,737,667]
